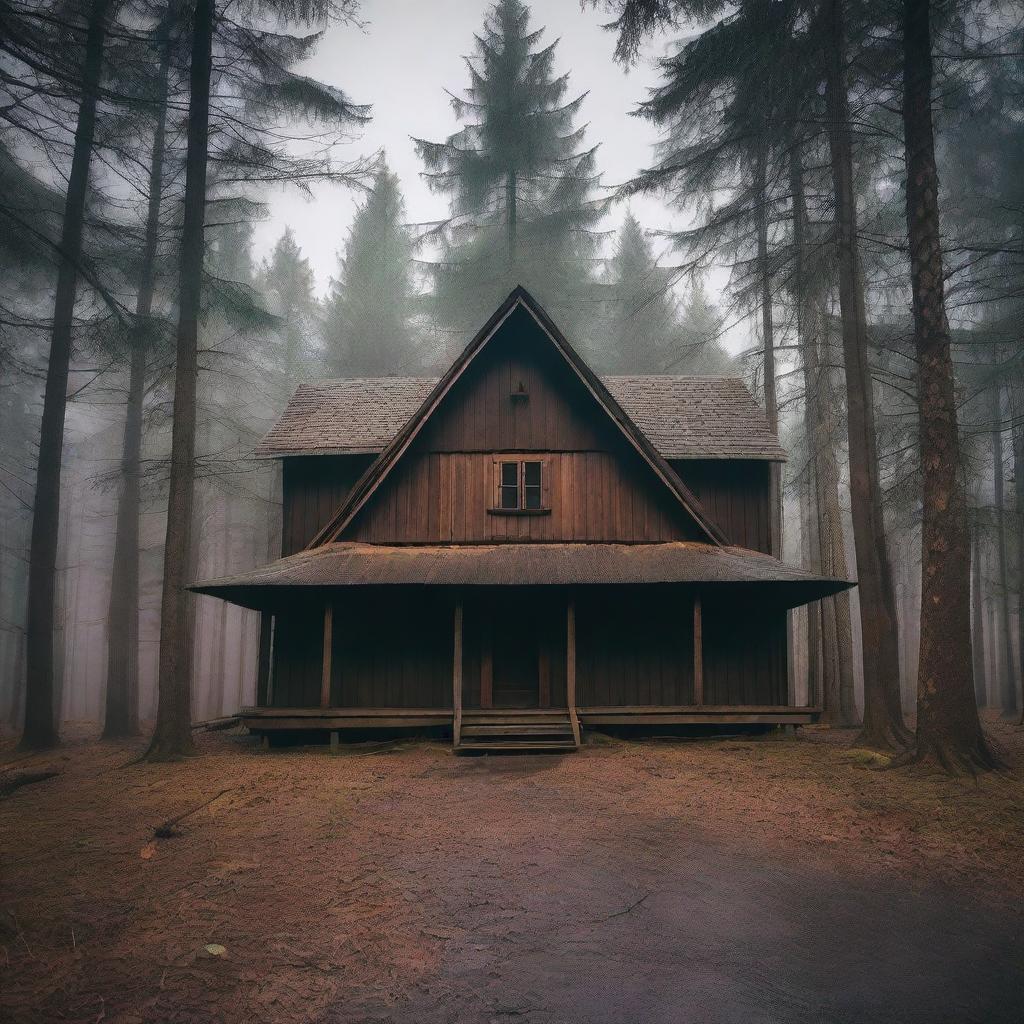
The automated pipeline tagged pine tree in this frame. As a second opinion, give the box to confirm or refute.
[146,0,367,761]
[259,228,318,381]
[899,0,996,769]
[323,161,420,376]
[21,0,112,749]
[675,280,733,375]
[594,213,675,372]
[414,0,601,347]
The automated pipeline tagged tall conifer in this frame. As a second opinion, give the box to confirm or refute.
[414,0,601,346]
[323,161,420,375]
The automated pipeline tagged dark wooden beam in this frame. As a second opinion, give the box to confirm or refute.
[320,603,333,709]
[480,613,493,709]
[256,612,274,707]
[453,601,463,746]
[693,596,704,706]
[566,597,581,746]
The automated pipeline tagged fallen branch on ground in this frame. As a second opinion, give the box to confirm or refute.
[590,892,651,923]
[0,771,59,798]
[152,788,232,839]
[191,715,240,732]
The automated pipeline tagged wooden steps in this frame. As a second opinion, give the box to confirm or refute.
[455,710,579,754]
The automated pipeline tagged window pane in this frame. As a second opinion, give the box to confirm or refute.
[524,462,542,508]
[500,485,519,509]
[501,462,518,486]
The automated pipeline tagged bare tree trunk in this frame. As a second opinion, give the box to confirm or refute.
[902,0,994,769]
[1012,383,1024,723]
[22,0,110,749]
[208,497,230,718]
[790,142,858,726]
[801,464,824,708]
[970,511,987,707]
[104,28,171,739]
[823,0,909,749]
[146,0,215,760]
[754,139,781,558]
[990,383,1018,717]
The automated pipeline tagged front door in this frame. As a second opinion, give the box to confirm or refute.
[469,593,562,710]
[492,604,540,708]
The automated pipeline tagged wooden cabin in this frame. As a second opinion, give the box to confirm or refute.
[194,287,853,751]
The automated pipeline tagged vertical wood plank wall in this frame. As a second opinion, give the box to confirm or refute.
[671,459,772,553]
[269,589,788,710]
[347,450,702,544]
[281,454,375,555]
[575,591,696,706]
[702,599,788,705]
[344,313,707,544]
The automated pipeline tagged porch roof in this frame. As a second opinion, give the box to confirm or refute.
[190,541,853,610]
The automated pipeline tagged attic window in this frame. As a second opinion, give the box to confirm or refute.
[491,460,550,515]
[510,380,529,401]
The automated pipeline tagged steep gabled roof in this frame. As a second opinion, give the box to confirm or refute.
[310,286,730,549]
[254,376,786,461]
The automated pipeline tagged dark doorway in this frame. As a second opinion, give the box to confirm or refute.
[492,602,540,708]
[464,591,566,710]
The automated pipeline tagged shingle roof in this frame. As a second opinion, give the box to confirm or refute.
[191,541,851,610]
[602,376,787,461]
[255,375,786,461]
[256,377,438,457]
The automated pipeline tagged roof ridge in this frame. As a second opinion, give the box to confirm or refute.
[306,287,729,549]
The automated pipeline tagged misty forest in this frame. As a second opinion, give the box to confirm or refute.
[2,0,1024,1021]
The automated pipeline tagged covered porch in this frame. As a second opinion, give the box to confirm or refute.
[192,541,851,750]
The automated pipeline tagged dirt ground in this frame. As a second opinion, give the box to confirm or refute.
[2,713,1023,1024]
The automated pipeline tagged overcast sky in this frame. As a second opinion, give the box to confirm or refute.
[253,0,700,299]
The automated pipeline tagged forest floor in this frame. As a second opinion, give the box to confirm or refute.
[1,712,1023,1024]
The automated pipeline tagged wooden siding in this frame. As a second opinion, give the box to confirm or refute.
[460,593,567,709]
[414,308,609,453]
[269,608,322,707]
[672,459,772,553]
[282,454,374,555]
[575,591,695,706]
[346,450,702,544]
[338,308,707,545]
[268,588,787,711]
[702,598,787,704]
[328,593,453,708]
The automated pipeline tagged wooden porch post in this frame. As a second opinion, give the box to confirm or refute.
[320,603,333,709]
[453,600,464,747]
[566,596,581,746]
[480,613,493,710]
[693,596,704,706]
[256,611,274,707]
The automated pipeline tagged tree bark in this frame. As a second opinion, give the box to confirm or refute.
[801,463,824,708]
[22,0,110,749]
[990,383,1018,717]
[901,0,995,769]
[103,26,172,739]
[145,0,215,760]
[823,0,909,749]
[1012,382,1024,722]
[754,139,781,558]
[790,141,858,726]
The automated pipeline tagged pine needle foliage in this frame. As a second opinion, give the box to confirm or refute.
[413,0,603,349]
[323,160,422,376]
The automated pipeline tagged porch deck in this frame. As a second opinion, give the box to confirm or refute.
[240,704,821,735]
